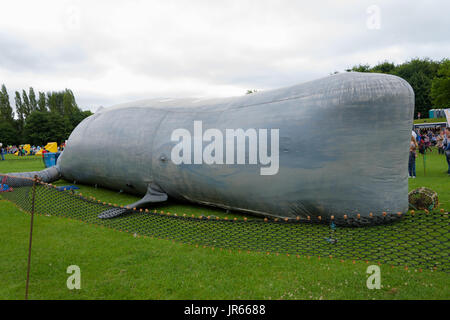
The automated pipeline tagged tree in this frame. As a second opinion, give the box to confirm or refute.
[0,120,19,145]
[0,84,90,145]
[29,87,37,112]
[431,59,450,109]
[62,89,78,117]
[393,58,439,117]
[407,71,432,118]
[46,89,88,130]
[69,110,93,128]
[15,91,24,123]
[38,91,47,112]
[47,91,64,114]
[347,64,371,72]
[0,84,14,123]
[22,88,92,145]
[394,58,439,81]
[22,90,31,118]
[370,61,396,74]
[23,111,72,145]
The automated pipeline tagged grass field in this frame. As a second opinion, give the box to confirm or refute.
[413,117,447,124]
[0,152,449,299]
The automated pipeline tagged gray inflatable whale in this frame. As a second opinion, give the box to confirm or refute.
[3,72,414,224]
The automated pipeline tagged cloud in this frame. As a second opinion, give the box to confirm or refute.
[0,0,448,112]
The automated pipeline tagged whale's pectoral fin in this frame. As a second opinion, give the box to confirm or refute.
[98,185,168,219]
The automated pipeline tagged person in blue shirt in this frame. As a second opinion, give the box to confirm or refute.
[416,132,421,144]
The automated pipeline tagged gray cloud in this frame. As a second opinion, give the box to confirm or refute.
[0,0,448,111]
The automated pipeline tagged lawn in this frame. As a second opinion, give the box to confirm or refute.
[413,117,447,124]
[0,152,449,300]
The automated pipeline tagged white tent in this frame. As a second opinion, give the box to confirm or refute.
[444,108,450,126]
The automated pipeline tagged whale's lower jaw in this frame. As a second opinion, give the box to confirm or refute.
[1,166,61,187]
[177,195,406,225]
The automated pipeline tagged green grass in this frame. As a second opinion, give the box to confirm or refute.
[0,151,449,300]
[413,117,447,124]
[409,151,450,209]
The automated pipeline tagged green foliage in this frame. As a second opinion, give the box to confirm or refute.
[21,89,31,118]
[23,111,72,145]
[0,84,14,123]
[37,92,47,112]
[14,91,25,132]
[370,61,396,74]
[0,85,19,144]
[46,91,64,114]
[28,87,37,113]
[393,58,440,80]
[68,109,93,128]
[431,59,450,108]
[408,71,432,118]
[0,85,92,146]
[0,121,19,145]
[347,64,371,72]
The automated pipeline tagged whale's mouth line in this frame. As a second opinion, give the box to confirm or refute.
[0,166,61,187]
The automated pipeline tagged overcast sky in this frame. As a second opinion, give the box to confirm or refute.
[0,0,449,112]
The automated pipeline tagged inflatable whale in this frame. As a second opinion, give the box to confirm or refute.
[2,72,414,224]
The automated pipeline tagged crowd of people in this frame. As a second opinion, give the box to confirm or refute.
[0,143,65,160]
[409,127,450,178]
[5,145,41,156]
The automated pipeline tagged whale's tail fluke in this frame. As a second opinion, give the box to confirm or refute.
[1,166,61,187]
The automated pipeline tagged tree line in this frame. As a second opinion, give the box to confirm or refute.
[0,86,92,146]
[345,58,450,118]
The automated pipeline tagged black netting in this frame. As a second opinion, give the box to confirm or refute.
[1,174,448,272]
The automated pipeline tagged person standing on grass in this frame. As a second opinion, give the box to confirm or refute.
[436,130,445,155]
[418,134,426,155]
[424,135,432,153]
[0,143,4,161]
[445,127,450,175]
[409,136,418,178]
